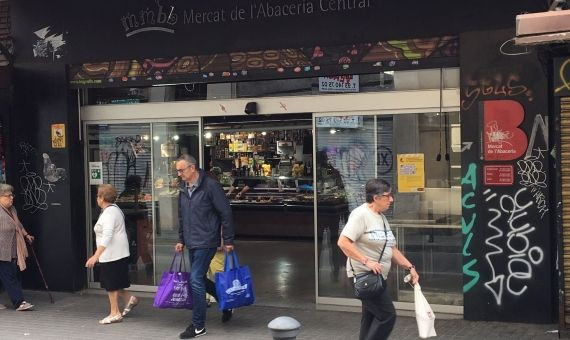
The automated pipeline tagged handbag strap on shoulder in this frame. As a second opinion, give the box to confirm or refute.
[349,214,389,276]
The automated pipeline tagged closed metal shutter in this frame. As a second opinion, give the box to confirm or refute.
[561,97,570,326]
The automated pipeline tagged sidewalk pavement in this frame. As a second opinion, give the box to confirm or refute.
[0,290,559,340]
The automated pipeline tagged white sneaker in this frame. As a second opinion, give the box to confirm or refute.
[0,304,6,310]
[16,301,34,311]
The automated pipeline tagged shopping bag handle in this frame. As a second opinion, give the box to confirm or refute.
[224,251,240,272]
[169,251,187,272]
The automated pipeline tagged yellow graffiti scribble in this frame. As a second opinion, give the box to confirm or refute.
[555,58,570,94]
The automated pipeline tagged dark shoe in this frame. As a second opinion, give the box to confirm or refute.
[221,309,233,323]
[179,325,206,339]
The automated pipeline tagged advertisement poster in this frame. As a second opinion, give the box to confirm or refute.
[89,162,103,185]
[397,154,425,192]
[51,123,66,148]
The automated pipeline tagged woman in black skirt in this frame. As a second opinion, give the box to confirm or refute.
[86,184,139,324]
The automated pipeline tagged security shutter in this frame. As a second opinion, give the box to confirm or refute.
[561,96,570,326]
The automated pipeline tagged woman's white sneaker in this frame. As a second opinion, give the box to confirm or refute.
[16,301,34,311]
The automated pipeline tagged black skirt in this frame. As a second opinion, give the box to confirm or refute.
[99,256,130,292]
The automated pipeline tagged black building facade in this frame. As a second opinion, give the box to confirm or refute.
[7,0,559,325]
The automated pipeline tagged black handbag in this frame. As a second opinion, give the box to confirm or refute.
[350,215,389,300]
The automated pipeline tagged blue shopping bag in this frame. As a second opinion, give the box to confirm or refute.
[153,252,193,309]
[215,251,255,310]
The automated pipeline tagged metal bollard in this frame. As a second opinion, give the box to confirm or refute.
[267,316,301,340]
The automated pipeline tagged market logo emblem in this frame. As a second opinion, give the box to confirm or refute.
[121,0,178,38]
[225,279,249,296]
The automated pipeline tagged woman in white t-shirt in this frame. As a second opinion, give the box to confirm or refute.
[86,184,138,325]
[337,178,419,340]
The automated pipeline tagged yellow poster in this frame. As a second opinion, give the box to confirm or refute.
[397,154,425,193]
[51,123,65,148]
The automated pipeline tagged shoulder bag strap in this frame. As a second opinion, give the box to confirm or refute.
[349,213,389,276]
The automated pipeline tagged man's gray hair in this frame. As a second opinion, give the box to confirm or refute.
[177,154,197,166]
[0,184,14,196]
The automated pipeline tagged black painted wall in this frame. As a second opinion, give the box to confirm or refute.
[460,29,554,323]
[12,0,546,64]
[7,62,85,291]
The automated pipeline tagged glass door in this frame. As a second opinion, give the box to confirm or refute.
[151,121,200,284]
[86,120,200,287]
[86,123,154,286]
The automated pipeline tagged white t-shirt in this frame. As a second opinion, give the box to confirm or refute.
[94,204,130,263]
[341,203,396,279]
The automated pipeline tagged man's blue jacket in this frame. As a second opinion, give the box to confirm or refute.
[178,169,235,249]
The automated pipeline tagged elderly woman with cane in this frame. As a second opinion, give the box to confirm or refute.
[0,184,34,311]
[86,184,138,324]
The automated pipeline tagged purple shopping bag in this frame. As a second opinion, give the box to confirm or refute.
[153,252,193,309]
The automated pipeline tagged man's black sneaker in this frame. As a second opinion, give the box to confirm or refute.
[222,309,233,323]
[179,325,206,339]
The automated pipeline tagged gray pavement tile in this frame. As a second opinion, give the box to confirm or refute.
[0,290,559,340]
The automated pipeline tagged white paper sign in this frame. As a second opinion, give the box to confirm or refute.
[89,162,103,185]
[316,116,363,128]
[318,75,359,93]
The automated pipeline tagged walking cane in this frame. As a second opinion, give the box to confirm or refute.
[27,244,54,304]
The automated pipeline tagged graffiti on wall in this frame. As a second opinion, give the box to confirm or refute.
[32,26,66,61]
[462,162,479,293]
[460,29,551,322]
[461,74,533,111]
[482,187,544,306]
[465,100,549,305]
[516,115,549,219]
[17,142,65,213]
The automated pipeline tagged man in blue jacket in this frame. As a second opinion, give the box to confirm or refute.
[174,154,235,339]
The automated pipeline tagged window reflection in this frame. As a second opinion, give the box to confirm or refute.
[316,112,463,306]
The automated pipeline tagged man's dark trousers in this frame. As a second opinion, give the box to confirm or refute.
[189,247,218,329]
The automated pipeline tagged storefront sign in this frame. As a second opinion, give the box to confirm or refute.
[397,154,424,193]
[51,124,66,148]
[483,165,514,186]
[13,0,545,64]
[483,100,527,161]
[319,75,359,93]
[316,116,362,128]
[89,162,103,185]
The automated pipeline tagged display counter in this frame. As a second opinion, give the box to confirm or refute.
[228,180,346,238]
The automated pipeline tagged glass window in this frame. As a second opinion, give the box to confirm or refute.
[86,121,200,287]
[83,68,459,105]
[315,112,462,306]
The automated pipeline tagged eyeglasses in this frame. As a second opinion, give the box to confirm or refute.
[376,192,393,199]
[176,165,193,173]
[2,194,14,198]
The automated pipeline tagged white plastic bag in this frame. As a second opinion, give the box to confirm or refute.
[414,283,436,338]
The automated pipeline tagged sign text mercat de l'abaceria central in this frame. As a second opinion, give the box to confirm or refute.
[120,0,371,37]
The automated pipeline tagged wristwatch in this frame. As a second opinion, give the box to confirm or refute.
[406,265,415,271]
